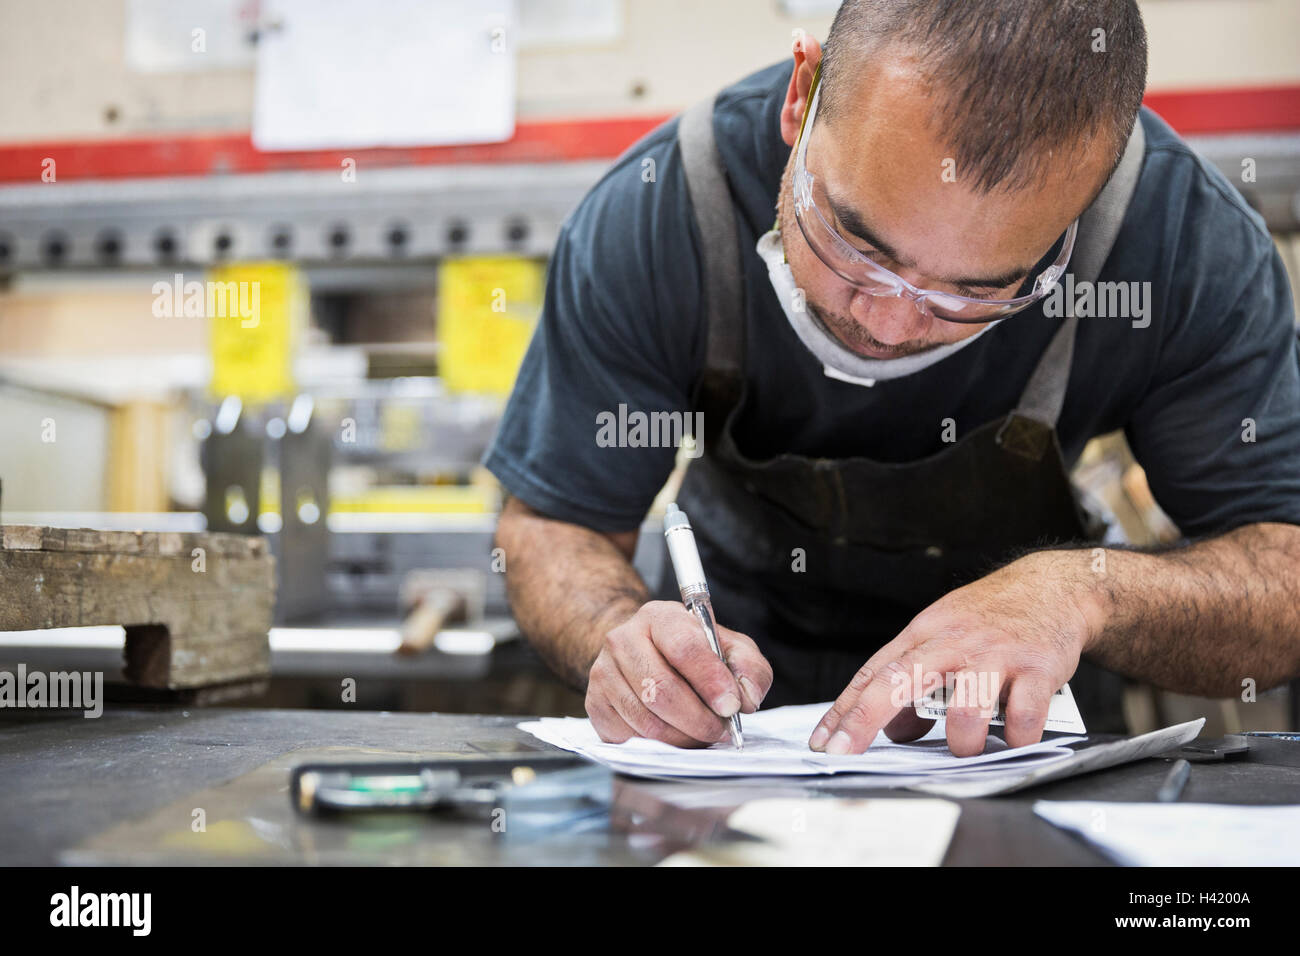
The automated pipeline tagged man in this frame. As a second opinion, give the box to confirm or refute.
[485,0,1300,756]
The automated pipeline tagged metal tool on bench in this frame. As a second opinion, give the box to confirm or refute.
[291,754,611,834]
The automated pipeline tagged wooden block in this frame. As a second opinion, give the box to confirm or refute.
[0,525,275,692]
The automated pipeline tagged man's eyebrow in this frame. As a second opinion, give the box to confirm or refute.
[949,264,1032,291]
[826,192,911,268]
[824,191,1034,291]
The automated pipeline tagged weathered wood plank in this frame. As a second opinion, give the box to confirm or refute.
[1,525,275,692]
[2,525,266,557]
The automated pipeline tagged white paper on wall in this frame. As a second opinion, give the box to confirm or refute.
[252,0,517,151]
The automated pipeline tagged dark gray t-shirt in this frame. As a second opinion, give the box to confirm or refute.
[484,61,1300,540]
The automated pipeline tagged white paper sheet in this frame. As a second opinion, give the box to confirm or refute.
[659,797,962,866]
[519,702,1084,779]
[253,0,516,150]
[1033,800,1300,866]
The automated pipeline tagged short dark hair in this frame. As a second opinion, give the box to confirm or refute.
[820,0,1148,192]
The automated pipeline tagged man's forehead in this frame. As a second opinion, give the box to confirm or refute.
[816,47,1113,205]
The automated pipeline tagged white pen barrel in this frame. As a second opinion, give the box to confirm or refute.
[663,504,709,602]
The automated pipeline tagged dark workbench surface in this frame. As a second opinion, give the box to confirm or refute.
[2,707,1297,865]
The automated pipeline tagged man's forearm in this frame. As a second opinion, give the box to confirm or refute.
[494,498,648,690]
[1071,521,1300,697]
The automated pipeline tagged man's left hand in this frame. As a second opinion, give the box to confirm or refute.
[809,550,1105,757]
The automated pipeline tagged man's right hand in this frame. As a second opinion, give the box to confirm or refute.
[585,601,773,747]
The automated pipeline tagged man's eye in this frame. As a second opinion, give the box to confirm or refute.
[841,235,884,261]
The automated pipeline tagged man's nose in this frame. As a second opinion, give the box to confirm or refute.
[847,289,932,345]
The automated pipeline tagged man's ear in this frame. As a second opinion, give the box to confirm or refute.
[780,34,823,147]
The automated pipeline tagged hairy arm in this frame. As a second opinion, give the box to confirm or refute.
[1078,520,1300,698]
[494,495,646,690]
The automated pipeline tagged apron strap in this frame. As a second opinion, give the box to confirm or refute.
[1013,116,1148,429]
[678,96,744,376]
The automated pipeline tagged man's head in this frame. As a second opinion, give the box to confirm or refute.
[777,0,1148,359]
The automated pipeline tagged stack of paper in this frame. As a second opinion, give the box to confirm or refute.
[519,702,1085,780]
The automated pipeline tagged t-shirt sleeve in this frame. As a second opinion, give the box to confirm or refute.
[482,129,706,532]
[1125,183,1300,537]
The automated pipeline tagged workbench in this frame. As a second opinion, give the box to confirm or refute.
[2,706,1298,866]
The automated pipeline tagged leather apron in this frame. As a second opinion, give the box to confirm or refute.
[656,97,1146,731]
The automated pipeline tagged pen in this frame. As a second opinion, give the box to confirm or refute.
[663,502,744,750]
[1156,758,1190,802]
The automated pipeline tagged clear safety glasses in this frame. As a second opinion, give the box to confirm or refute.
[791,64,1077,324]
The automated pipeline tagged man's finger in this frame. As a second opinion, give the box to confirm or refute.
[606,624,727,743]
[943,668,1004,757]
[814,607,949,739]
[586,692,636,743]
[809,638,913,751]
[1002,675,1055,749]
[648,605,745,719]
[815,648,962,755]
[600,664,712,748]
[716,626,773,713]
[882,705,936,743]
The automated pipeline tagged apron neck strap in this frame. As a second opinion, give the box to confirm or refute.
[1015,115,1147,428]
[678,95,743,376]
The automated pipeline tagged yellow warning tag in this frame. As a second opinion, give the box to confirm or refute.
[208,261,304,402]
[437,256,543,395]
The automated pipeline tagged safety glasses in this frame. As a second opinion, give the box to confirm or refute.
[791,63,1076,323]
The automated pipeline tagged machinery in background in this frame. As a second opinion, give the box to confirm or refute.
[200,394,331,623]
